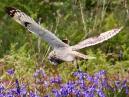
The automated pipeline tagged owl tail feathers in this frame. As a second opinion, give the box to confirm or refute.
[71,51,96,60]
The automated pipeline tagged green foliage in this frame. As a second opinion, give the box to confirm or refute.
[0,43,36,79]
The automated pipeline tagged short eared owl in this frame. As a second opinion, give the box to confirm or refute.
[5,7,123,65]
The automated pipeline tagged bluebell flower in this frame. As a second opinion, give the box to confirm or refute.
[86,75,94,82]
[73,71,86,80]
[30,91,39,97]
[83,92,93,97]
[65,81,75,94]
[101,78,108,88]
[33,71,39,77]
[76,79,86,90]
[74,89,81,97]
[20,85,27,95]
[96,89,105,97]
[87,84,96,93]
[121,80,127,88]
[44,95,50,97]
[5,91,13,97]
[33,69,46,77]
[52,89,61,97]
[94,70,106,78]
[60,86,68,96]
[15,79,20,95]
[10,88,17,95]
[50,76,62,84]
[44,80,49,87]
[83,89,95,97]
[82,84,96,97]
[0,94,4,97]
[121,80,129,94]
[126,87,129,94]
[7,68,14,75]
[0,85,4,93]
[115,81,121,88]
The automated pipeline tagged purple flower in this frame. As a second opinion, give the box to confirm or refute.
[121,80,127,88]
[74,89,81,97]
[44,81,49,87]
[5,90,13,97]
[20,85,27,95]
[86,75,94,82]
[65,81,75,94]
[96,89,105,97]
[29,91,39,97]
[44,95,50,97]
[94,70,106,78]
[126,87,129,94]
[115,81,121,88]
[50,76,62,84]
[15,79,20,95]
[87,85,96,92]
[7,68,14,75]
[83,92,93,97]
[33,69,46,77]
[52,89,61,97]
[121,80,129,94]
[101,78,108,88]
[60,86,68,96]
[0,85,4,93]
[44,94,51,97]
[73,70,88,81]
[0,94,4,97]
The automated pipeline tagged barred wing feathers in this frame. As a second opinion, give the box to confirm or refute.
[5,7,68,48]
[71,27,123,50]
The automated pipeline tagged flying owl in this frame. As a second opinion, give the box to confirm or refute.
[5,7,123,65]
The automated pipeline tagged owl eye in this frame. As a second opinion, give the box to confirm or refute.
[24,22,31,27]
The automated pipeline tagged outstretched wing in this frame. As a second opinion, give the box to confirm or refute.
[71,27,123,50]
[5,7,68,48]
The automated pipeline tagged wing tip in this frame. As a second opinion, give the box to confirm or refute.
[5,7,18,17]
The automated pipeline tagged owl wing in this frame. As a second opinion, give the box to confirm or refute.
[5,7,69,48]
[71,27,123,50]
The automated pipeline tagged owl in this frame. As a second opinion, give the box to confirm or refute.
[6,7,123,65]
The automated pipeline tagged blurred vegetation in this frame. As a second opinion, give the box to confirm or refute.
[0,0,129,82]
